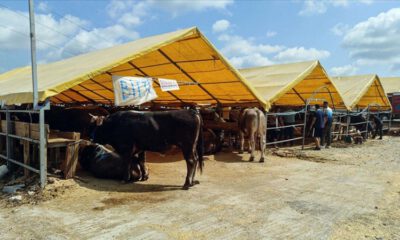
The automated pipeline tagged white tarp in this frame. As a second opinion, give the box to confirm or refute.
[158,78,180,92]
[112,75,158,106]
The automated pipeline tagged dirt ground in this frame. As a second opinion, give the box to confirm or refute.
[1,136,400,240]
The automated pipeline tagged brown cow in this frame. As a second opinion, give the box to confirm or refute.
[238,108,266,162]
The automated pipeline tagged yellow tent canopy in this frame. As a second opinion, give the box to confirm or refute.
[0,27,268,109]
[239,61,346,109]
[380,77,400,95]
[331,75,391,111]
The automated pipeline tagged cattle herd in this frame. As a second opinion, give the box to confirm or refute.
[0,104,386,190]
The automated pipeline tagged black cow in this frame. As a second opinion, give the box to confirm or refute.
[47,106,109,139]
[92,109,204,190]
[79,142,143,181]
[1,105,109,140]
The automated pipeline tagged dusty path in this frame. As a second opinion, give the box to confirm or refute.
[0,137,399,239]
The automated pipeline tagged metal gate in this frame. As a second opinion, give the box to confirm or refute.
[0,102,49,188]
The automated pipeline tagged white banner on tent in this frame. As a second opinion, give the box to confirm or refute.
[158,78,180,92]
[112,75,158,106]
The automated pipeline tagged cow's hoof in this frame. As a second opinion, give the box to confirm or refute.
[249,156,254,162]
[259,158,265,163]
[140,175,149,181]
[238,150,244,154]
[131,177,140,182]
[193,180,200,185]
[182,185,190,190]
[247,150,252,154]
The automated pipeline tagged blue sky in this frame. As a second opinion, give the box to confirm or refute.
[0,0,399,77]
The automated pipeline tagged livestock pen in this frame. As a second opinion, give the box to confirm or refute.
[239,61,348,148]
[0,27,267,188]
[331,75,392,140]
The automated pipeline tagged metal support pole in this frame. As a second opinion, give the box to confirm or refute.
[365,107,370,139]
[346,111,350,136]
[265,112,268,148]
[5,109,13,170]
[39,103,48,188]
[302,102,308,150]
[29,0,39,109]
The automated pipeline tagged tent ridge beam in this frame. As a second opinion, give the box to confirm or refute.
[157,49,220,104]
[111,58,220,72]
[127,62,184,103]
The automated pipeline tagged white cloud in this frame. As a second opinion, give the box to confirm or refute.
[151,0,233,15]
[342,8,400,72]
[48,25,139,61]
[107,0,148,27]
[273,47,330,63]
[107,0,233,25]
[299,0,328,16]
[229,53,273,68]
[0,8,87,51]
[359,0,373,5]
[331,0,349,7]
[0,7,139,63]
[216,30,329,68]
[217,33,284,68]
[299,0,375,16]
[212,19,230,33]
[331,23,350,36]
[266,31,277,38]
[219,34,284,56]
[37,2,49,12]
[330,64,359,76]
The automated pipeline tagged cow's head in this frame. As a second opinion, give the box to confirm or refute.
[89,113,106,126]
[88,114,108,142]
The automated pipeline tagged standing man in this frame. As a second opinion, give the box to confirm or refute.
[310,104,325,150]
[322,101,333,148]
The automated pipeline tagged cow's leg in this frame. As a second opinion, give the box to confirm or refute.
[259,133,266,162]
[182,148,196,190]
[239,131,244,154]
[121,153,133,182]
[191,151,200,185]
[249,133,255,162]
[130,161,141,182]
[117,145,135,183]
[137,151,149,181]
[247,134,252,154]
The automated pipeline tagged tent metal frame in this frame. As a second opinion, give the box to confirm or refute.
[301,85,335,150]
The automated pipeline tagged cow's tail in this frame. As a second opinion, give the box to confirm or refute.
[196,114,204,173]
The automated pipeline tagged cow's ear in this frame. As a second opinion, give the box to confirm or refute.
[89,113,98,123]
